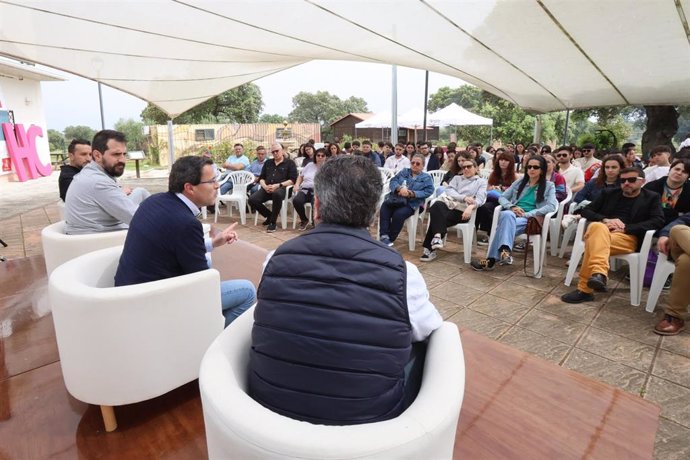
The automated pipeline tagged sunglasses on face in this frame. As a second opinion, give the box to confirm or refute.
[583,149,593,152]
[411,161,423,166]
[316,154,326,158]
[621,177,641,184]
[461,164,474,170]
[526,165,541,170]
[271,149,280,154]
[556,153,569,158]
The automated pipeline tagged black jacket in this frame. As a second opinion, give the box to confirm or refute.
[58,164,82,201]
[643,177,690,226]
[581,188,665,250]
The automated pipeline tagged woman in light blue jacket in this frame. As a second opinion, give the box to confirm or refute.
[471,155,557,270]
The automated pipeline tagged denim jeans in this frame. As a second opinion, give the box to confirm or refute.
[379,202,415,242]
[220,279,256,327]
[488,210,528,259]
[219,181,233,195]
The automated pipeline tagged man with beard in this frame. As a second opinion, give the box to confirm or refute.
[64,130,150,234]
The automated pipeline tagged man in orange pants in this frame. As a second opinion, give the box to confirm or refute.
[562,167,664,304]
[654,215,690,335]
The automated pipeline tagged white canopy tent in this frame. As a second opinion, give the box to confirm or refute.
[0,0,688,118]
[397,109,437,129]
[354,111,394,129]
[430,103,493,127]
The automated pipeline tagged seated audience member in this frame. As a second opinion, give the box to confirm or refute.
[405,142,416,158]
[466,146,486,169]
[432,147,446,169]
[440,150,456,172]
[476,152,517,245]
[342,142,352,155]
[351,140,361,155]
[471,155,557,271]
[576,143,601,182]
[220,143,250,195]
[328,143,341,157]
[420,158,487,262]
[114,156,255,327]
[623,145,644,169]
[380,141,393,161]
[419,142,440,171]
[59,138,92,201]
[243,146,267,196]
[643,158,690,228]
[555,146,585,193]
[249,155,442,425]
[543,153,567,202]
[300,143,316,167]
[440,151,468,188]
[645,145,673,183]
[653,213,690,335]
[360,140,382,167]
[379,154,435,246]
[248,142,298,233]
[293,148,327,231]
[561,168,664,303]
[64,130,150,234]
[573,154,624,209]
[384,143,411,172]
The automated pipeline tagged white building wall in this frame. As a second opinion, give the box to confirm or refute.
[0,77,51,173]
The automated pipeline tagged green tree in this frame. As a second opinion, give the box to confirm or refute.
[140,83,264,124]
[48,129,65,152]
[259,113,286,123]
[288,91,368,126]
[114,118,146,150]
[63,125,96,143]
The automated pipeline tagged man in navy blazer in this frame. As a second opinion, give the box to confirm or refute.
[115,156,255,327]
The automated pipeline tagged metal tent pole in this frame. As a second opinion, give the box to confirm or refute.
[391,65,398,145]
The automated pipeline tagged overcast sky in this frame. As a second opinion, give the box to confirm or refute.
[40,60,467,132]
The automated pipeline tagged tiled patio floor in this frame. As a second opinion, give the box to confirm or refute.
[1,173,688,459]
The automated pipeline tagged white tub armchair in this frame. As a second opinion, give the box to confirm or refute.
[41,220,127,276]
[49,245,224,432]
[199,307,465,460]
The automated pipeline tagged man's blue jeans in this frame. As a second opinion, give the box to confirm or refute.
[220,279,255,327]
[219,181,233,195]
[488,210,528,259]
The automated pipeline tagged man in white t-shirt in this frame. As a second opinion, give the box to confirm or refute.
[645,145,672,182]
[555,146,585,192]
[384,143,412,172]
[220,143,251,194]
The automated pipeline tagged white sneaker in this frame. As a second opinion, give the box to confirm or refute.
[498,248,513,265]
[431,234,444,250]
[561,214,579,230]
[477,236,490,246]
[420,248,437,262]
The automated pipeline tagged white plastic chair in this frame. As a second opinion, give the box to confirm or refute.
[292,201,313,228]
[379,167,395,182]
[549,187,573,256]
[254,186,293,229]
[558,202,579,258]
[404,196,432,251]
[427,169,445,187]
[57,200,65,220]
[443,207,478,263]
[645,252,675,312]
[216,171,255,225]
[564,218,655,306]
[486,206,554,278]
[199,306,465,460]
[41,220,127,277]
[49,245,224,432]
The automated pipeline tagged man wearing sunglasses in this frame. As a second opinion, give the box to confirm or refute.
[555,146,585,193]
[575,143,602,182]
[248,142,298,233]
[561,167,664,303]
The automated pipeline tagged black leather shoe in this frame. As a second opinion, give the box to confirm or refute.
[587,273,608,292]
[561,290,595,304]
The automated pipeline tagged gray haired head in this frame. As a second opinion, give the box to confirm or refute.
[314,155,382,227]
[411,153,425,164]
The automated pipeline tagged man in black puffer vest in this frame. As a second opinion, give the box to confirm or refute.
[249,155,442,426]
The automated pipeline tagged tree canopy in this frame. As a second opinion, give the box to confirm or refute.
[258,113,286,123]
[114,118,146,150]
[63,125,96,144]
[140,83,264,125]
[48,129,65,152]
[288,91,368,126]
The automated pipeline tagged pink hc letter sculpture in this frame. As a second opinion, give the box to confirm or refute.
[1,122,51,181]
